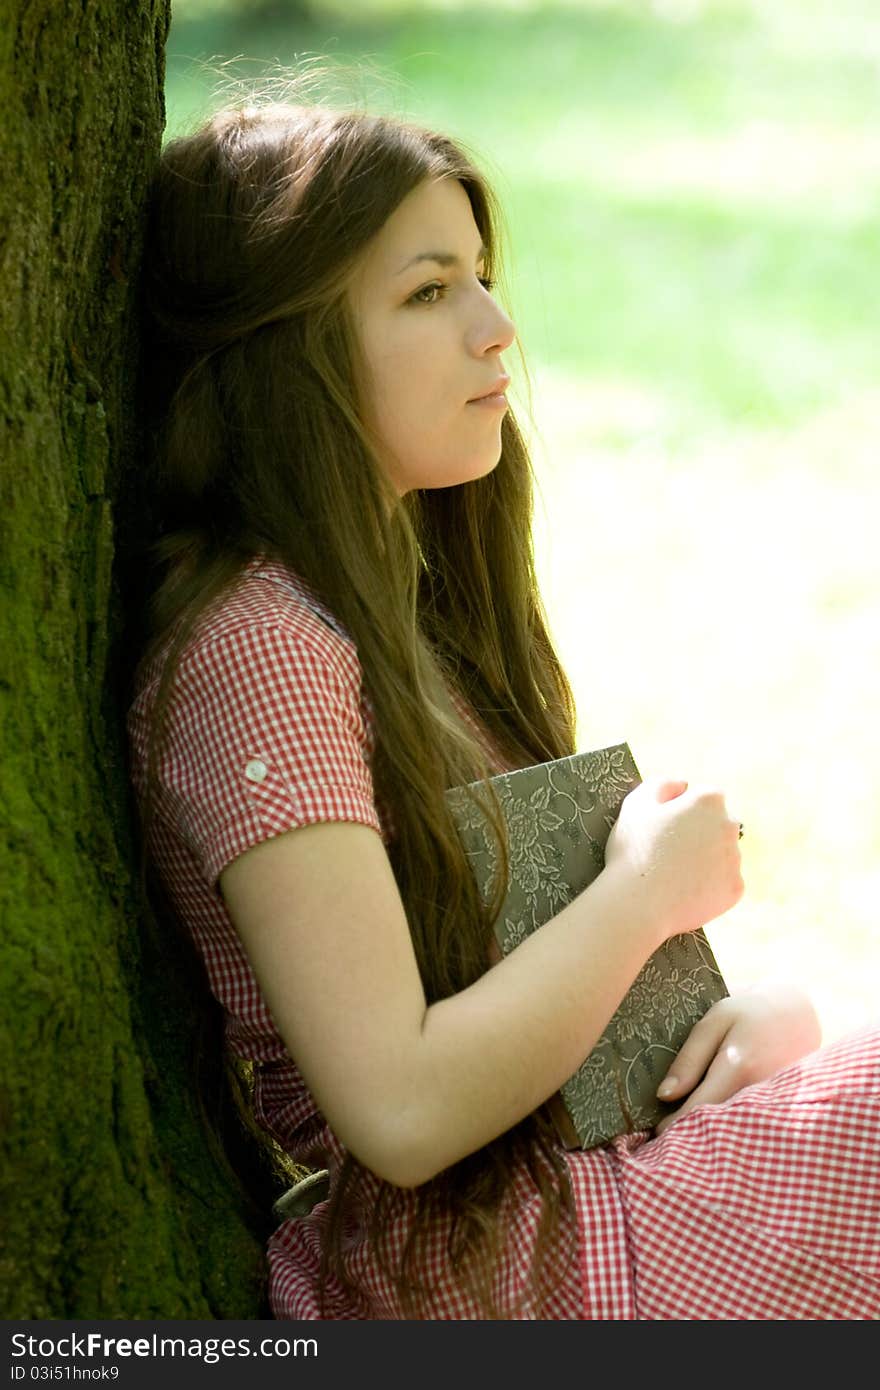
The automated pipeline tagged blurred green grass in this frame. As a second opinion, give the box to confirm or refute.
[165,0,880,1042]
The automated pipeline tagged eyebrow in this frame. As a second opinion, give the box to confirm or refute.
[395,245,488,276]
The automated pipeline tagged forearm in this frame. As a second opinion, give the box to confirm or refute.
[223,785,741,1187]
[396,862,657,1184]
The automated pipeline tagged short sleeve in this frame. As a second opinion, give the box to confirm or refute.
[157,619,383,887]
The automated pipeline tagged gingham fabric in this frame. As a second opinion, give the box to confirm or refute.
[127,554,880,1320]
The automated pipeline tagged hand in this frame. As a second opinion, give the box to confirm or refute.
[653,980,823,1135]
[604,777,744,946]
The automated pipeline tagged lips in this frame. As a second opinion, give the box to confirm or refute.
[468,374,511,402]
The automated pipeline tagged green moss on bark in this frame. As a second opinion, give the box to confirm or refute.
[0,0,272,1318]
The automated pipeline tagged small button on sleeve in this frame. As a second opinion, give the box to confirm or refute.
[159,619,384,887]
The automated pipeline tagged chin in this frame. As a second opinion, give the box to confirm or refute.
[396,449,502,493]
[466,444,503,479]
[447,456,500,489]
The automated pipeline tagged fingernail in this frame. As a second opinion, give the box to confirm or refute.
[657,1076,677,1098]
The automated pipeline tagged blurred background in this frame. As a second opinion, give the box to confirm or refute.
[165,0,879,1043]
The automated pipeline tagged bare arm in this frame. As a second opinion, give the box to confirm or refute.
[220,778,743,1187]
[223,822,656,1186]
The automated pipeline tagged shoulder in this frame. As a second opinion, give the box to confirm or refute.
[128,554,375,768]
[132,554,362,700]
[185,554,360,679]
[128,557,388,884]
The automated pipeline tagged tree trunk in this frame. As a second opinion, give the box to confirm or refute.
[0,0,270,1318]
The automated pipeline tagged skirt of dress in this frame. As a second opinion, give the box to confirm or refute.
[267,1024,880,1320]
[597,1022,880,1318]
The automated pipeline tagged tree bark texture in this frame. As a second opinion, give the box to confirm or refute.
[0,0,270,1318]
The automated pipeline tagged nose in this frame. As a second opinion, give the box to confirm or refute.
[468,290,516,358]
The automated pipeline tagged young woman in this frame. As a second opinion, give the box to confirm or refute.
[127,94,880,1319]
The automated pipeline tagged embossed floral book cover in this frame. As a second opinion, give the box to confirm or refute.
[445,743,729,1149]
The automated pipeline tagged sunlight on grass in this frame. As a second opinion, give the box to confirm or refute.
[523,122,880,218]
[525,375,880,1042]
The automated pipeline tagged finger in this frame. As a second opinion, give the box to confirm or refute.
[655,1052,741,1134]
[656,1000,733,1100]
[654,778,689,804]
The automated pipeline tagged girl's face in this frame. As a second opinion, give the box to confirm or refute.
[347,177,516,496]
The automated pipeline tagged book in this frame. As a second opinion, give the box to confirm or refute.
[445,743,729,1149]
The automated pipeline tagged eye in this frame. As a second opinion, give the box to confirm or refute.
[411,281,446,305]
[409,275,497,306]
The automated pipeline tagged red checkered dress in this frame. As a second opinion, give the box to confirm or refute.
[127,554,880,1319]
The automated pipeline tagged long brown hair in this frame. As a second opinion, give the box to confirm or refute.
[133,82,580,1318]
